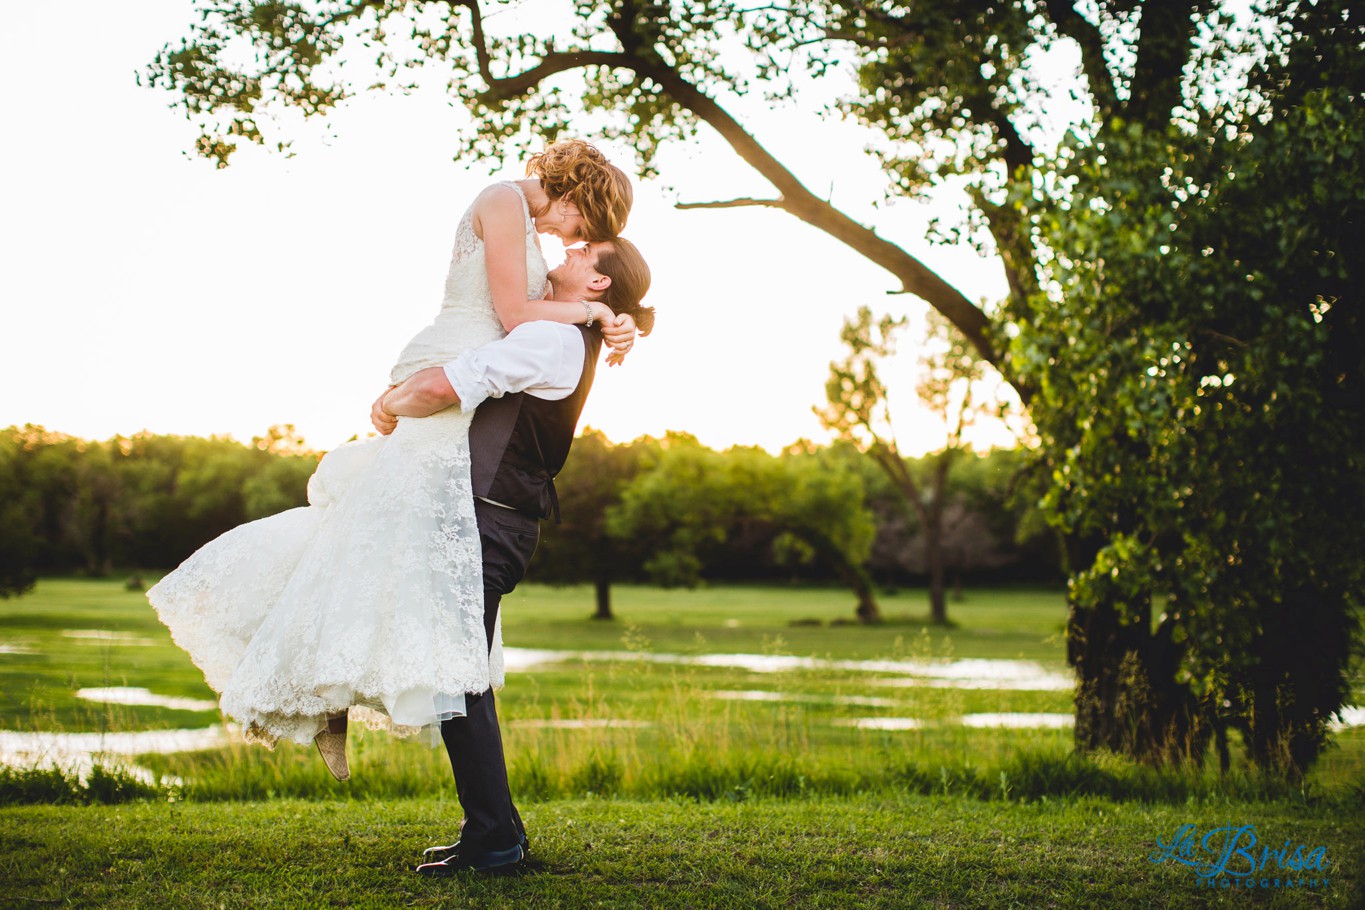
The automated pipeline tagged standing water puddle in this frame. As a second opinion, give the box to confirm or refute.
[962,713,1074,729]
[0,726,231,785]
[503,648,1073,690]
[62,629,161,646]
[77,687,218,713]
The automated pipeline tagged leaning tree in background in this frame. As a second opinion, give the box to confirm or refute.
[146,0,1363,772]
[819,307,1004,625]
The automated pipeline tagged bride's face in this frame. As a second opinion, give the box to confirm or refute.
[535,198,587,246]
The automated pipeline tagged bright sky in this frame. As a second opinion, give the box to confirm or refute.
[1,1,1022,456]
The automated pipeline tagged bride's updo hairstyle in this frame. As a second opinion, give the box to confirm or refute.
[595,237,655,336]
[527,139,633,242]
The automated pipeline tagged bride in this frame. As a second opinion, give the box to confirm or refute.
[148,140,638,771]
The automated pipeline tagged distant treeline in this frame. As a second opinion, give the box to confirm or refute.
[0,424,319,592]
[0,424,1061,601]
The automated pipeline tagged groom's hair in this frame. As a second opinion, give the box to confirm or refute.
[593,238,655,337]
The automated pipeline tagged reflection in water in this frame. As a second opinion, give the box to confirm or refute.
[511,719,652,729]
[0,726,232,785]
[502,647,1072,691]
[836,713,1074,730]
[835,718,925,731]
[77,687,218,713]
[961,713,1074,729]
[62,629,160,646]
[1330,706,1365,732]
[710,690,900,708]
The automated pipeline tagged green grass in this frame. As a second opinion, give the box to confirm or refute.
[2,578,1363,907]
[2,794,1360,908]
[0,577,1072,733]
[1,578,1362,804]
[501,581,1072,661]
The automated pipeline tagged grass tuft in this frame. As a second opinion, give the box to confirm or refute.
[0,761,164,805]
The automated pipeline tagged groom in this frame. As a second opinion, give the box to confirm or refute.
[370,237,652,875]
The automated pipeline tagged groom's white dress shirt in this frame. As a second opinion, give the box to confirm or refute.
[443,320,586,411]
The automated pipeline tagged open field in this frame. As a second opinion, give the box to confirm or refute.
[1,578,1362,907]
[3,795,1363,909]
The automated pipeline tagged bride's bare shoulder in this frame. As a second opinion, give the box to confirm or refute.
[472,181,524,211]
[470,182,526,238]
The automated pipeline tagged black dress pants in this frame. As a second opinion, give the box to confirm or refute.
[438,500,538,852]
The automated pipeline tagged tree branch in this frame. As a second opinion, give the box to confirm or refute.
[871,443,927,526]
[1127,0,1200,128]
[990,110,1033,176]
[969,188,1036,313]
[675,197,786,210]
[621,52,997,366]
[453,0,627,100]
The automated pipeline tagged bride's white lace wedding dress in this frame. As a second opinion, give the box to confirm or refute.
[148,182,549,747]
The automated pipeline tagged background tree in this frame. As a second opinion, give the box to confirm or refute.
[942,447,1059,592]
[1011,1,1365,773]
[0,429,41,597]
[0,426,317,578]
[818,306,1002,624]
[244,425,322,520]
[854,444,1059,591]
[608,435,881,621]
[529,429,658,620]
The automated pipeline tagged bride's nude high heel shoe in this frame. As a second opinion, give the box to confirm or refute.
[314,711,350,781]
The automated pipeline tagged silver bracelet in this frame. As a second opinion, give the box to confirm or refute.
[581,300,595,327]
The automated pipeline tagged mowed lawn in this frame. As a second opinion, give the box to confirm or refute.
[3,795,1361,909]
[1,578,1362,908]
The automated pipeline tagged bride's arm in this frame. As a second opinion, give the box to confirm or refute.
[475,184,615,332]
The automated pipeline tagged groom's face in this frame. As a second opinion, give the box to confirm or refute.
[549,242,612,301]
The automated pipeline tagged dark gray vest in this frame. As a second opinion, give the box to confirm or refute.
[468,325,602,520]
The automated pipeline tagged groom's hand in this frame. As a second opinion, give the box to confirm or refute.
[374,368,461,431]
[371,388,399,436]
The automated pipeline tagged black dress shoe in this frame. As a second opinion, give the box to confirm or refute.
[414,842,524,876]
[422,831,529,865]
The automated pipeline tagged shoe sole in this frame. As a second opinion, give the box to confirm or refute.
[415,863,522,877]
[415,845,527,877]
[313,732,350,781]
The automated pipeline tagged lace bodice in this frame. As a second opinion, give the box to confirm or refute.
[389,181,550,384]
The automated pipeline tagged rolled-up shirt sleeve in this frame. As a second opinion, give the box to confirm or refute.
[443,321,585,413]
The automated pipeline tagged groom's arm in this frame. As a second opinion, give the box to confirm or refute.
[371,370,458,434]
[371,322,585,435]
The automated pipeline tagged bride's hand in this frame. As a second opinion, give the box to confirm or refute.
[602,311,636,367]
[371,388,398,436]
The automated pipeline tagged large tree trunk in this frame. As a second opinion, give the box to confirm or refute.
[1067,585,1207,765]
[851,571,882,625]
[925,530,948,625]
[1239,589,1350,776]
[592,577,613,621]
[801,528,882,624]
